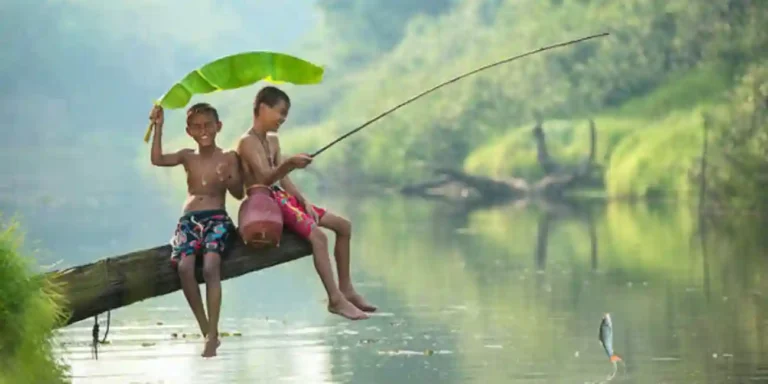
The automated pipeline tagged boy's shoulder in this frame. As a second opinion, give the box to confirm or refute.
[236,132,280,150]
[235,133,257,149]
[175,148,197,160]
[266,132,281,147]
[184,147,232,163]
[222,149,239,161]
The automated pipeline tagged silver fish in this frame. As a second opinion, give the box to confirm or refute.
[599,313,622,363]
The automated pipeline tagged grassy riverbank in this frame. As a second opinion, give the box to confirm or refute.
[465,62,733,200]
[0,219,70,384]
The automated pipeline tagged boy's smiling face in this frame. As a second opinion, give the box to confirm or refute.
[186,111,221,147]
[258,99,290,132]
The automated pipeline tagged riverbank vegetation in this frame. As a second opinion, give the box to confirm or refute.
[146,0,766,210]
[0,219,70,384]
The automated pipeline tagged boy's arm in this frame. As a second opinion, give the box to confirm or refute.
[225,151,245,200]
[280,175,305,201]
[273,136,306,200]
[237,136,298,186]
[149,120,191,167]
[274,136,318,220]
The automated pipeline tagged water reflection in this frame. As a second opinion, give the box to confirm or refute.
[344,197,768,383]
[51,197,768,383]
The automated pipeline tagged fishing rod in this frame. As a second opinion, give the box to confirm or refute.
[309,32,610,158]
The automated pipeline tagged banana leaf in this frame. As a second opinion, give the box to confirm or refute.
[144,51,324,142]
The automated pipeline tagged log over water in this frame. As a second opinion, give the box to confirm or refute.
[48,231,312,327]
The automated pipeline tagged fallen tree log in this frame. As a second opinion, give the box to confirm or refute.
[400,118,598,203]
[49,231,312,327]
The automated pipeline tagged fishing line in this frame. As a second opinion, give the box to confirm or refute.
[309,32,610,158]
[596,359,626,383]
[606,360,618,381]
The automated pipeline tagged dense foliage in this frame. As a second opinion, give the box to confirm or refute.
[0,220,70,384]
[706,62,768,212]
[152,0,767,206]
[273,1,756,185]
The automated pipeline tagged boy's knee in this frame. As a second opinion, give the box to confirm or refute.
[337,218,352,237]
[177,256,195,277]
[202,253,221,281]
[308,227,328,247]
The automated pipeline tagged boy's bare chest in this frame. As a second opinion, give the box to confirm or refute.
[257,137,277,168]
[249,140,277,174]
[186,154,230,189]
[263,148,276,169]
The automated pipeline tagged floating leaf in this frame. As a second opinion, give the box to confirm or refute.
[144,51,325,142]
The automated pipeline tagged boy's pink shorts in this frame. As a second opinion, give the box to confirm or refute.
[271,189,326,239]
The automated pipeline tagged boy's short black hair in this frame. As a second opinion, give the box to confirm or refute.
[253,86,291,115]
[186,102,219,123]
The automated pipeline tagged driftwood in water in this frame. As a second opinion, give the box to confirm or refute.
[400,119,598,203]
[49,231,311,327]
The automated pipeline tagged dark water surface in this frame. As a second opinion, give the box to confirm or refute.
[44,197,768,383]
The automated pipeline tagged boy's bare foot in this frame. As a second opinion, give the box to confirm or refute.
[344,291,378,313]
[201,333,221,348]
[328,297,369,320]
[201,335,219,358]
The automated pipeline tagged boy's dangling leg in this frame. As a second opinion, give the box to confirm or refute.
[200,215,232,358]
[306,227,369,321]
[317,211,377,312]
[176,253,209,338]
[201,251,222,358]
[172,217,210,337]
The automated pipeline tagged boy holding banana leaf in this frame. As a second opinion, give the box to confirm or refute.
[148,102,244,358]
[236,86,377,321]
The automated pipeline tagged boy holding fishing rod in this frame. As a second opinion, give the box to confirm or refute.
[236,86,377,321]
[148,102,244,358]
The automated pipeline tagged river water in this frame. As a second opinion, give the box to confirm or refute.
[45,196,768,383]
